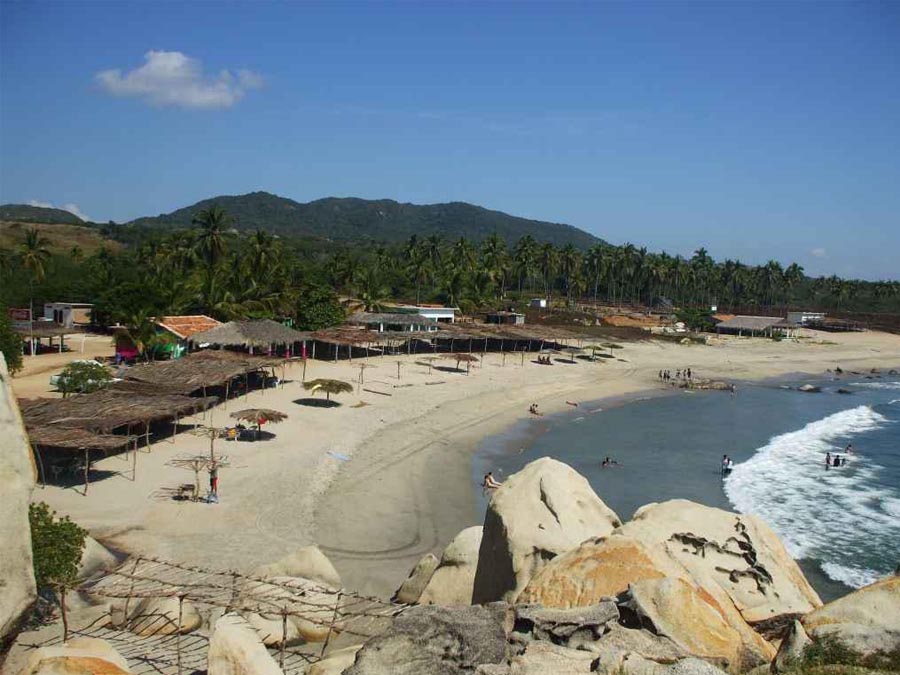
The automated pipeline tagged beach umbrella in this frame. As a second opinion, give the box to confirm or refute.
[420,356,440,374]
[303,378,354,401]
[442,352,479,374]
[560,346,583,363]
[230,408,288,438]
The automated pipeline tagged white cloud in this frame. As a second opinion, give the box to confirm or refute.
[29,200,90,222]
[95,50,263,109]
[811,247,827,259]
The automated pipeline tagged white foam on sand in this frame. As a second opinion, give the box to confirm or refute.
[725,405,898,588]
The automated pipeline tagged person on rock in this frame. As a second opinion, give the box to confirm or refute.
[482,472,502,489]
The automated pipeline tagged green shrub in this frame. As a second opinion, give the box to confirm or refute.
[29,502,87,589]
[0,305,24,375]
[57,360,112,396]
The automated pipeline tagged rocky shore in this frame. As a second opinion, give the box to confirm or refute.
[5,457,899,675]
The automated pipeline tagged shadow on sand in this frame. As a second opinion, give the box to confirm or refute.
[293,397,342,408]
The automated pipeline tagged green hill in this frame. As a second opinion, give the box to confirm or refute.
[126,191,600,247]
[0,204,84,225]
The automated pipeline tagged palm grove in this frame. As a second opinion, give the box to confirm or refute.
[2,206,899,351]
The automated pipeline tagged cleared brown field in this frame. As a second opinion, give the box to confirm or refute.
[0,220,121,255]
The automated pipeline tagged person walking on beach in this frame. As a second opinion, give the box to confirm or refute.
[209,461,219,497]
[687,367,692,380]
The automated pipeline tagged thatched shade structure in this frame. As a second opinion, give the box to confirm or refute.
[122,350,283,396]
[303,378,353,401]
[442,352,479,374]
[190,319,306,351]
[230,408,288,438]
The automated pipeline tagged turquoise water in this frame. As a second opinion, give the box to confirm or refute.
[473,372,900,601]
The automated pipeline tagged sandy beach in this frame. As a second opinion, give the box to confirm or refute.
[14,328,900,599]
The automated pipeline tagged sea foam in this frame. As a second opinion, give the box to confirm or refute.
[725,405,897,588]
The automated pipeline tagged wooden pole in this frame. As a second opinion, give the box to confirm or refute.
[60,584,69,642]
[280,608,288,669]
[176,595,184,675]
[303,358,308,382]
[132,437,137,480]
[33,444,46,487]
[83,449,89,495]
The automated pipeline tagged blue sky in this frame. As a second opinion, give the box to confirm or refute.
[1,1,898,280]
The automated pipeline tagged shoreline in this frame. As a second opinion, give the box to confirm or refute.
[17,329,900,603]
[312,343,900,599]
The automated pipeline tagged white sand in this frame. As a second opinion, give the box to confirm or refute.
[14,329,900,598]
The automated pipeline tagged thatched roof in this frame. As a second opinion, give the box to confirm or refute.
[13,322,71,338]
[230,408,288,424]
[190,319,306,348]
[21,390,219,434]
[122,350,283,395]
[348,312,439,328]
[27,426,136,451]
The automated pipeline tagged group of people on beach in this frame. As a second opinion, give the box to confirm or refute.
[659,367,692,383]
[536,355,554,365]
[826,444,854,469]
[528,403,542,416]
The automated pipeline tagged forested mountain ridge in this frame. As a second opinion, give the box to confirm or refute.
[0,204,84,225]
[124,192,601,248]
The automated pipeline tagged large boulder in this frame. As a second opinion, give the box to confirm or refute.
[472,458,622,604]
[77,537,119,582]
[771,620,812,673]
[20,637,131,675]
[0,354,37,642]
[801,575,900,657]
[253,545,341,588]
[208,613,284,675]
[506,641,596,674]
[344,604,509,675]
[125,596,202,636]
[418,527,483,606]
[620,578,774,671]
[519,536,687,608]
[241,577,340,645]
[615,500,821,624]
[308,646,361,675]
[392,553,439,604]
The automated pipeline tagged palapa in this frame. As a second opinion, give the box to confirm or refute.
[189,319,306,349]
[302,378,353,402]
[230,408,288,437]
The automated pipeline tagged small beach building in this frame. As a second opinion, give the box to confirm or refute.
[529,298,548,309]
[485,311,526,326]
[348,312,439,333]
[154,315,222,359]
[714,315,793,337]
[388,304,457,324]
[787,311,826,326]
[43,302,93,329]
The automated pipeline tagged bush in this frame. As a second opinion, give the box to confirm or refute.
[29,502,87,589]
[803,636,860,668]
[0,304,24,375]
[57,360,112,396]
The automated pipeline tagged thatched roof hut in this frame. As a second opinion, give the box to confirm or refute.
[190,319,306,349]
[121,350,283,396]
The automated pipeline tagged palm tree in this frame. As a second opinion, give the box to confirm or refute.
[359,267,388,311]
[481,233,509,300]
[18,228,51,352]
[404,236,429,305]
[192,205,231,269]
[558,244,582,305]
[513,235,538,294]
[451,237,477,275]
[539,243,558,302]
[585,243,607,302]
[424,234,444,291]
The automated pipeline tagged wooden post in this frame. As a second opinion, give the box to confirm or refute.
[176,595,184,675]
[33,444,46,487]
[397,361,401,380]
[245,372,249,399]
[280,608,288,669]
[321,590,343,657]
[83,449,89,495]
[132,437,137,480]
[302,358,308,382]
[60,584,69,642]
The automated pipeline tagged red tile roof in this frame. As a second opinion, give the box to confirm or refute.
[156,315,222,339]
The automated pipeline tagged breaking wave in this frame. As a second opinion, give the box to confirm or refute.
[725,405,898,588]
[849,381,900,390]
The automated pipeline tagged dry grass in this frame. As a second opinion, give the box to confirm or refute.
[0,220,121,255]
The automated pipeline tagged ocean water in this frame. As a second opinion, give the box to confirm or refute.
[473,372,900,601]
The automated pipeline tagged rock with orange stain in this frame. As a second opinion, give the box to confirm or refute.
[20,638,131,675]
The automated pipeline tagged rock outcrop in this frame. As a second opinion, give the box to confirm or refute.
[344,604,509,675]
[771,620,812,673]
[20,637,131,675]
[308,645,361,675]
[614,500,822,624]
[253,545,341,588]
[126,595,202,636]
[77,537,119,582]
[208,613,284,675]
[801,575,900,657]
[418,526,483,606]
[620,578,772,671]
[0,352,37,642]
[472,458,622,604]
[392,553,439,604]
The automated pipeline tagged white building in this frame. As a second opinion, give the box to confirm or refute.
[43,302,93,329]
[529,298,548,309]
[390,304,457,323]
[786,311,826,326]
